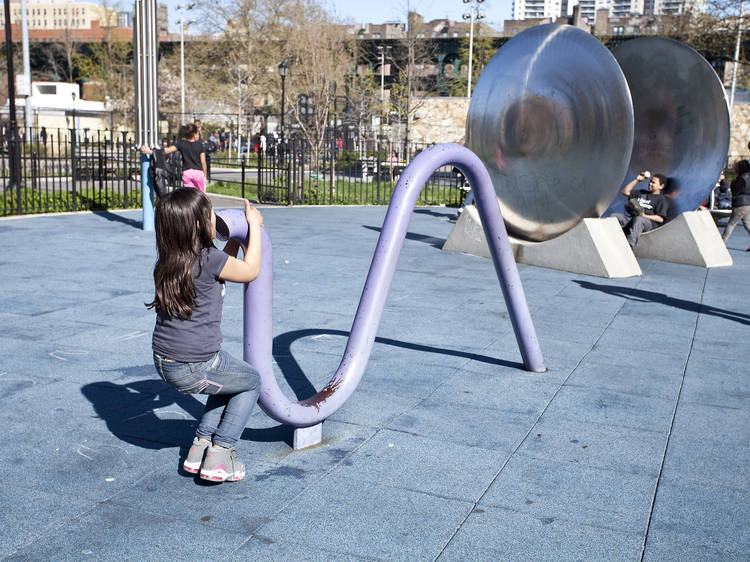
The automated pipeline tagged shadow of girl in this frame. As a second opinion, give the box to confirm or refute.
[81,377,295,450]
[80,378,204,449]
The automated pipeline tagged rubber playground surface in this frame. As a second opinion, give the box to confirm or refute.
[1,200,748,560]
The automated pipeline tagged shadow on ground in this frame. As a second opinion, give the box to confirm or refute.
[94,210,143,229]
[575,280,750,325]
[81,328,521,451]
[363,224,446,249]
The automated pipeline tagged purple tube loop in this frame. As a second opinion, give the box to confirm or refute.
[215,143,545,428]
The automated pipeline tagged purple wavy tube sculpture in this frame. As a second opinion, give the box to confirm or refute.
[215,143,545,428]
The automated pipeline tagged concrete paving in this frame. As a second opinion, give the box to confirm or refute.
[0,203,748,560]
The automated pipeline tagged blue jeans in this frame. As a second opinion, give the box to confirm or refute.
[613,213,658,248]
[153,350,260,449]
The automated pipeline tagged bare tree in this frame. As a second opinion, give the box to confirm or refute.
[192,0,290,136]
[282,1,356,170]
[387,10,436,146]
[74,0,133,125]
[344,68,380,148]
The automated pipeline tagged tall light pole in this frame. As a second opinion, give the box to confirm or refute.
[177,3,195,122]
[4,0,21,201]
[730,0,744,110]
[21,0,31,142]
[278,60,288,148]
[376,45,391,136]
[463,0,485,99]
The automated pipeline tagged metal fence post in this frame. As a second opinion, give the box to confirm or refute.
[328,139,336,205]
[70,129,78,212]
[286,157,292,205]
[257,149,262,202]
[376,137,382,205]
[241,155,246,200]
[121,131,129,208]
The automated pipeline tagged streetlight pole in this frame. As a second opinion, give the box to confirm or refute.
[730,0,744,110]
[463,0,485,99]
[180,13,185,119]
[3,0,21,202]
[376,45,391,138]
[177,3,195,122]
[278,61,288,149]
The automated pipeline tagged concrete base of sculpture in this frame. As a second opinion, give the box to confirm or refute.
[293,424,322,450]
[635,210,733,268]
[443,205,641,278]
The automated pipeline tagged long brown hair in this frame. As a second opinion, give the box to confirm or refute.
[146,188,214,318]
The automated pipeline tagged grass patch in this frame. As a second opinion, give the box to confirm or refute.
[1,187,142,215]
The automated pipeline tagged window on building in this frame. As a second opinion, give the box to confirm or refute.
[613,25,624,35]
[38,85,57,95]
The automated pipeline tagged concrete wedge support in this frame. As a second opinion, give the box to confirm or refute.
[444,204,642,278]
[635,210,733,268]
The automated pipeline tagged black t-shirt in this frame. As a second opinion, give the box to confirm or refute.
[175,140,205,171]
[152,247,229,362]
[631,189,668,220]
[731,174,750,207]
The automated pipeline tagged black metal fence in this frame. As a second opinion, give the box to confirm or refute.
[1,127,142,216]
[1,127,467,216]
[208,138,467,207]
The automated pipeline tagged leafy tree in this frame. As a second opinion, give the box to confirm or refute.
[447,35,501,97]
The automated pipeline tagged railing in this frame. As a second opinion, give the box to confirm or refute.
[207,139,468,207]
[1,127,468,216]
[1,127,142,216]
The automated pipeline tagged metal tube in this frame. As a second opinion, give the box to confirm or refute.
[467,9,474,98]
[730,1,743,110]
[21,0,31,142]
[4,0,22,210]
[180,13,185,119]
[215,143,544,429]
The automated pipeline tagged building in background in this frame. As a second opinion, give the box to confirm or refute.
[0,0,168,41]
[0,81,113,133]
[511,0,706,24]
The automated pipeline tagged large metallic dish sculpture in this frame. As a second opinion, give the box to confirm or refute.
[605,37,730,216]
[466,24,634,242]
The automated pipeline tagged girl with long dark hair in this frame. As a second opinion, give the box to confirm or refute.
[147,188,264,482]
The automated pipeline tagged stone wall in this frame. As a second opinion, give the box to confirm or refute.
[730,102,750,160]
[408,96,750,166]
[409,97,470,145]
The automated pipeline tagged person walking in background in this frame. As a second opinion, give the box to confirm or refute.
[142,123,207,192]
[147,189,264,482]
[722,159,750,246]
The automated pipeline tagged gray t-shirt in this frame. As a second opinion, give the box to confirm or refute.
[152,247,229,362]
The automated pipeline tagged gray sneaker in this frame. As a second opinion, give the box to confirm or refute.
[183,437,210,474]
[200,445,245,482]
